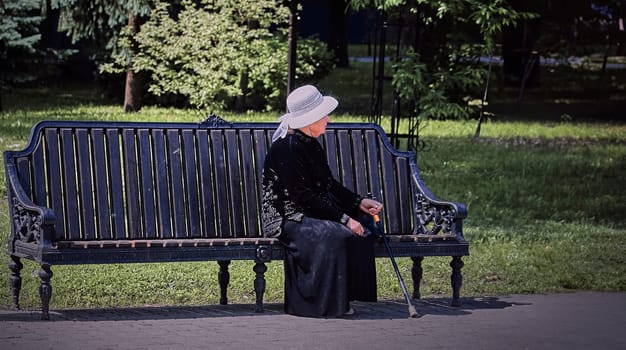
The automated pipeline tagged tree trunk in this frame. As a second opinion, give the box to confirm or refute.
[328,0,350,68]
[124,69,141,112]
[123,11,145,113]
[287,0,299,104]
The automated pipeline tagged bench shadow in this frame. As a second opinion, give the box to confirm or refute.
[0,296,529,322]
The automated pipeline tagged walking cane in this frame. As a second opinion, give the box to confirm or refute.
[372,212,419,318]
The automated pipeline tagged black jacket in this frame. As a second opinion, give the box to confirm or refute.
[261,130,361,237]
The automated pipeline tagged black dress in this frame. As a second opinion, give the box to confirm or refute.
[261,130,377,318]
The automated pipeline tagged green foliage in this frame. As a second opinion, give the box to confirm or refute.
[392,49,479,120]
[0,0,75,103]
[131,0,334,111]
[51,0,152,63]
[0,0,42,87]
[352,0,536,120]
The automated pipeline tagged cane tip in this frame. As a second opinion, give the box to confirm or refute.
[408,305,419,318]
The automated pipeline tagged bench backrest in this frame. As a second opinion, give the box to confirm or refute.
[7,120,419,241]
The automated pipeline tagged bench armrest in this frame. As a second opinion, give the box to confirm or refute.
[410,162,467,240]
[4,154,56,252]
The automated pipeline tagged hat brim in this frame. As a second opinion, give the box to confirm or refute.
[282,96,338,129]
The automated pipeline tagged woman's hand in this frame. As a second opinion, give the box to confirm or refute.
[346,218,365,236]
[359,198,383,216]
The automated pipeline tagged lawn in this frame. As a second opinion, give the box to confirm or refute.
[1,63,625,310]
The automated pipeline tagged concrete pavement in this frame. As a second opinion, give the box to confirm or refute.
[1,291,625,350]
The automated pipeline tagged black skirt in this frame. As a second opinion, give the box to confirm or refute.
[279,216,377,318]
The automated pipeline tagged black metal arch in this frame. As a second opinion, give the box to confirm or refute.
[368,8,421,151]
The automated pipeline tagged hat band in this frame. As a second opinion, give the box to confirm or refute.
[288,90,324,118]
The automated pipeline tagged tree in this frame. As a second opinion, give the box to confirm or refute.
[51,0,152,112]
[0,0,43,111]
[131,0,334,111]
[351,0,535,121]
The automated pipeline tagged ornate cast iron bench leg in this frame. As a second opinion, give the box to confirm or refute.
[39,264,53,320]
[9,256,23,310]
[218,260,230,305]
[450,256,464,307]
[253,262,267,313]
[411,256,424,299]
[254,245,272,313]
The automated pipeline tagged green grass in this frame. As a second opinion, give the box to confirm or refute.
[0,77,625,311]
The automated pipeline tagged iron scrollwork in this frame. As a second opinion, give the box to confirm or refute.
[413,192,457,236]
[12,197,43,244]
[199,114,233,128]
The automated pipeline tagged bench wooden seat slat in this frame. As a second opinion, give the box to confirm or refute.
[51,234,458,250]
[396,157,412,234]
[45,128,65,239]
[225,129,245,237]
[364,129,383,210]
[138,129,156,238]
[196,130,215,237]
[61,128,81,240]
[76,129,96,239]
[322,129,339,178]
[151,129,171,238]
[91,129,111,238]
[351,130,368,195]
[337,130,355,192]
[379,144,400,234]
[210,129,230,238]
[181,130,201,238]
[105,129,126,239]
[165,129,183,238]
[122,129,141,237]
[5,120,468,319]
[32,140,46,206]
[240,130,260,237]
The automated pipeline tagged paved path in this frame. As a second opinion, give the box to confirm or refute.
[1,292,625,350]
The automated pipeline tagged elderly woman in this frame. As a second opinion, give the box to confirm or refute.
[261,85,382,318]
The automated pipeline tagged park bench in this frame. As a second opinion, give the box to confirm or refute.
[4,116,469,320]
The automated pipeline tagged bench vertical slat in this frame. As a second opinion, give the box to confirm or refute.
[108,129,127,238]
[16,157,32,198]
[395,157,413,233]
[253,130,270,232]
[337,130,355,191]
[31,140,47,207]
[210,130,231,237]
[138,129,157,238]
[350,130,368,195]
[60,128,81,239]
[152,129,172,238]
[182,130,201,237]
[196,130,216,237]
[322,130,339,178]
[252,130,268,191]
[170,130,191,237]
[364,130,383,203]
[45,128,65,239]
[122,129,142,237]
[75,129,96,239]
[380,147,401,234]
[91,128,112,239]
[238,130,259,237]
[225,130,244,236]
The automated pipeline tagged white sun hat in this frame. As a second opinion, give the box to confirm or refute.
[272,85,338,142]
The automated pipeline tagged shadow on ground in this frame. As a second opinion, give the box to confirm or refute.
[0,296,530,322]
